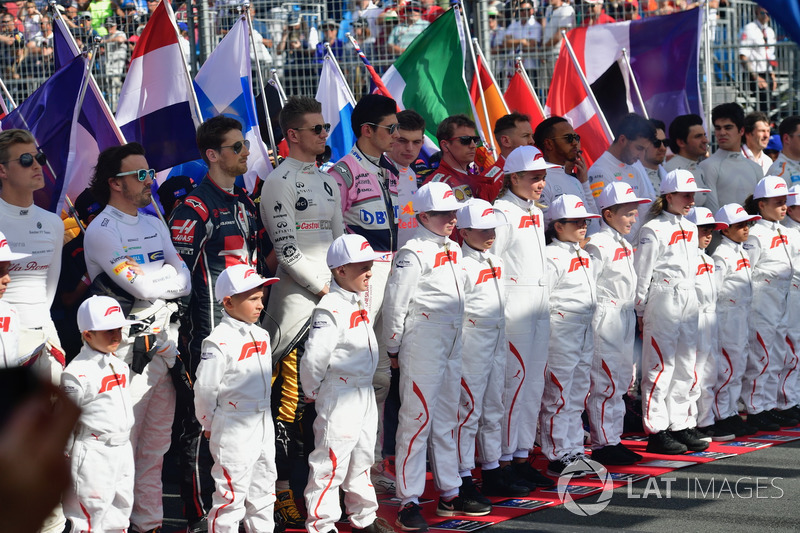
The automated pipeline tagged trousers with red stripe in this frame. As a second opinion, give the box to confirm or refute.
[207,409,276,533]
[692,307,719,428]
[713,303,751,420]
[587,302,635,449]
[640,284,699,433]
[305,381,378,533]
[539,312,593,460]
[743,280,789,414]
[778,283,800,409]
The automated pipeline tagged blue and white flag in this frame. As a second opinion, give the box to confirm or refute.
[2,55,86,213]
[316,53,356,163]
[193,15,272,192]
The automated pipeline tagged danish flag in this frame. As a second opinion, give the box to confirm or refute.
[696,263,713,275]
[433,250,457,268]
[568,256,589,272]
[770,234,788,248]
[104,306,122,316]
[238,340,268,361]
[99,374,126,393]
[476,266,501,284]
[736,258,751,271]
[612,247,631,261]
[519,214,540,228]
[668,230,692,245]
[349,309,369,328]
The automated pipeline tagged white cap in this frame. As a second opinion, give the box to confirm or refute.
[686,207,728,230]
[413,182,462,212]
[0,230,29,261]
[77,295,140,332]
[714,203,761,226]
[503,145,559,174]
[596,181,653,210]
[548,194,602,220]
[326,234,384,269]
[754,176,797,199]
[660,169,712,194]
[456,199,507,229]
[787,185,800,207]
[215,264,279,302]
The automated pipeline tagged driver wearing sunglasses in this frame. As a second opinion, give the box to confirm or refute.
[639,118,669,195]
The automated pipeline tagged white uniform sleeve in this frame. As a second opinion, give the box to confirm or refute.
[545,254,561,295]
[193,340,226,433]
[382,249,423,352]
[744,236,762,268]
[489,210,512,257]
[260,175,326,295]
[634,225,660,316]
[60,370,84,452]
[85,224,189,301]
[584,241,605,282]
[299,308,338,400]
[161,231,191,298]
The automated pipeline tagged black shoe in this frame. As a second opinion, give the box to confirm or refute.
[512,460,556,488]
[770,409,800,427]
[355,517,396,533]
[435,495,492,517]
[274,489,305,530]
[669,428,709,451]
[546,453,597,477]
[726,414,757,436]
[459,475,491,506]
[615,442,643,462]
[480,467,530,497]
[685,426,712,443]
[396,502,428,532]
[646,430,688,455]
[591,444,637,466]
[698,422,735,442]
[746,411,780,431]
[187,517,208,533]
[787,405,800,420]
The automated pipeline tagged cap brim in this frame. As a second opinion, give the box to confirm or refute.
[0,251,31,261]
[504,162,561,173]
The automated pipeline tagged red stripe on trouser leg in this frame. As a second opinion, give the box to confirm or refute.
[714,348,733,419]
[79,502,92,532]
[749,332,770,412]
[644,337,665,430]
[546,372,565,452]
[401,381,429,491]
[504,342,525,447]
[456,377,474,464]
[211,466,235,533]
[311,448,338,533]
[599,359,615,443]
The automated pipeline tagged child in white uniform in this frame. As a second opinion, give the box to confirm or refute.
[781,185,800,418]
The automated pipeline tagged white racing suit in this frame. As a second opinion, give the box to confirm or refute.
[585,225,636,449]
[635,212,699,434]
[84,205,191,531]
[692,252,719,429]
[783,219,800,407]
[456,246,505,474]
[712,236,754,420]
[194,312,276,533]
[0,300,20,367]
[300,282,380,533]
[61,346,134,533]
[742,219,793,415]
[383,225,466,504]
[489,192,549,460]
[768,152,800,188]
[698,149,763,213]
[540,239,596,460]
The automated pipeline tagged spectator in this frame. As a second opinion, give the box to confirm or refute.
[420,0,444,22]
[387,1,429,56]
[18,1,41,41]
[0,13,24,80]
[177,20,190,64]
[503,1,541,77]
[581,0,615,27]
[742,111,773,174]
[145,0,158,13]
[768,116,800,185]
[488,6,504,52]
[19,12,50,77]
[279,13,313,98]
[83,0,114,36]
[739,5,776,113]
[74,12,98,48]
[375,6,399,58]
[540,0,574,86]
[339,0,381,41]
[101,16,126,111]
[315,19,344,62]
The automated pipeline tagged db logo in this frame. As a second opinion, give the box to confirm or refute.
[360,209,388,225]
[104,306,121,316]
[443,190,454,199]
[360,241,371,250]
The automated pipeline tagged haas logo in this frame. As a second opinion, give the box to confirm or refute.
[736,258,751,271]
[104,306,121,316]
[360,241,371,251]
[433,250,457,268]
[697,263,713,275]
[612,247,631,261]
[476,266,501,284]
[349,309,369,328]
[568,256,589,272]
[771,234,788,248]
[668,230,693,245]
[238,340,268,361]
[519,214,540,228]
[99,374,126,393]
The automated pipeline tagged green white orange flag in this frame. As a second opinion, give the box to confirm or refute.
[469,53,509,155]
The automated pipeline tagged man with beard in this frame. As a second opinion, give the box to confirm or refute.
[588,113,656,241]
[169,116,264,532]
[84,142,192,533]
[534,115,598,227]
[664,113,711,208]
[636,118,668,194]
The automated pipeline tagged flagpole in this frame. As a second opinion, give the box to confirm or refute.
[514,57,546,119]
[473,38,509,114]
[269,69,288,106]
[166,0,203,128]
[323,43,356,102]
[560,30,614,143]
[620,48,648,119]
[703,1,712,129]
[345,31,395,101]
[456,2,496,156]
[244,8,278,163]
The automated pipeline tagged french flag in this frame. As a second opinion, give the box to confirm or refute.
[315,52,356,163]
[115,0,202,171]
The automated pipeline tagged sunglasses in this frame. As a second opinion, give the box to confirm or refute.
[219,139,250,154]
[293,123,331,135]
[116,168,155,181]
[561,219,589,227]
[3,151,47,167]
[366,122,399,134]
[652,139,670,148]
[449,135,481,146]
[550,133,580,143]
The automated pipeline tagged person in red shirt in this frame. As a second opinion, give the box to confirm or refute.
[582,0,616,27]
[423,114,485,201]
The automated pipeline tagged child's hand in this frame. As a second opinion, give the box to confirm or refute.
[388,352,399,369]
[203,430,210,439]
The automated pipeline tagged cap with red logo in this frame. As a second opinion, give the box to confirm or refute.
[215,264,279,302]
[660,169,712,194]
[548,194,601,221]
[686,207,728,230]
[455,199,508,229]
[754,176,798,200]
[787,185,800,207]
[0,230,30,262]
[413,182,462,213]
[503,145,559,174]
[326,234,385,269]
[77,295,140,332]
[714,203,761,226]
[596,182,653,210]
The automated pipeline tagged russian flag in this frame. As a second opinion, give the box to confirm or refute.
[116,0,202,171]
[315,52,356,163]
[193,15,272,192]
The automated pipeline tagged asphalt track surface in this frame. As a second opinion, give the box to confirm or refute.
[159,440,800,533]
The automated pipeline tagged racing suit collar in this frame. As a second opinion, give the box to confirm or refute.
[720,234,744,250]
[551,237,582,254]
[414,222,452,244]
[205,173,241,198]
[598,221,627,243]
[105,204,139,225]
[351,144,398,176]
[503,190,536,210]
[284,157,319,171]
[220,309,260,333]
[756,218,781,230]
[462,244,489,260]
[661,210,684,224]
[329,280,363,303]
[438,160,469,175]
